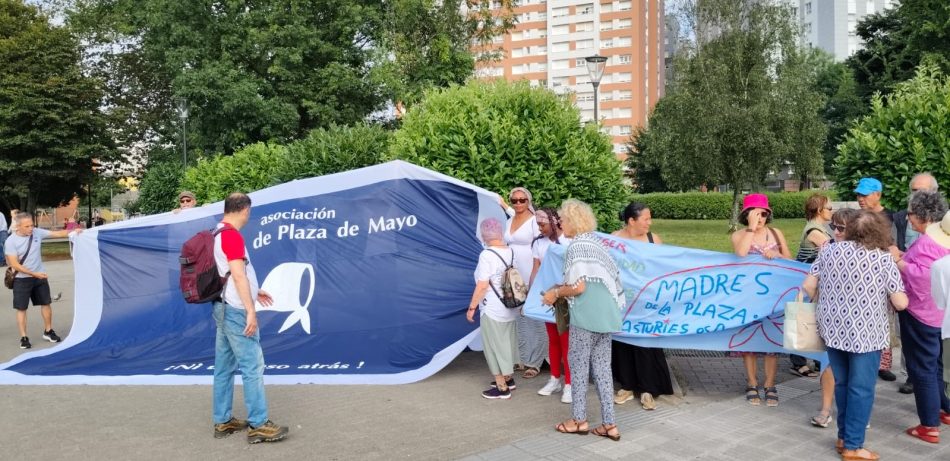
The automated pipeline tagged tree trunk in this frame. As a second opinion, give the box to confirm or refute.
[729,186,741,232]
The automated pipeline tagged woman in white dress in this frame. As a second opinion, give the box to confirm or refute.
[504,187,546,378]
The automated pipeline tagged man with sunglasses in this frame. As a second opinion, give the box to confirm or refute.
[173,191,198,214]
[888,174,940,395]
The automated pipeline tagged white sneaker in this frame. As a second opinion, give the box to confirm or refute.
[538,376,563,396]
[561,384,573,404]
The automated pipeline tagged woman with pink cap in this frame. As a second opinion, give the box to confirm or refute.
[731,193,791,407]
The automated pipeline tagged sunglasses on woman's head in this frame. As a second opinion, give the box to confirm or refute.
[511,198,529,204]
[831,224,846,232]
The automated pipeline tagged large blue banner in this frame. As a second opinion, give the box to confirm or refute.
[0,161,503,384]
[526,233,825,360]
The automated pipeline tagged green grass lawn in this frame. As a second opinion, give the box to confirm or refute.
[42,241,73,261]
[649,218,807,255]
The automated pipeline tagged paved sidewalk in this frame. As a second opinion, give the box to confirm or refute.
[0,260,944,460]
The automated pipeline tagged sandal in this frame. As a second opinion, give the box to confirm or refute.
[522,366,540,379]
[764,386,778,407]
[811,410,832,428]
[592,423,621,441]
[745,386,761,406]
[906,424,939,443]
[555,418,589,435]
[841,448,880,460]
[790,365,819,378]
[514,364,526,372]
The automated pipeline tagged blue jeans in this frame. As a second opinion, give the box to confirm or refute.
[212,301,268,427]
[827,347,880,450]
[899,310,950,427]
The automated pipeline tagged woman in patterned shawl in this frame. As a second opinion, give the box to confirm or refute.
[542,199,624,442]
[803,211,908,461]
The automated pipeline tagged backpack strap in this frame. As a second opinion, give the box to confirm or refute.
[486,248,514,303]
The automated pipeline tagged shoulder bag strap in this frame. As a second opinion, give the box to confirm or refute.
[10,232,34,278]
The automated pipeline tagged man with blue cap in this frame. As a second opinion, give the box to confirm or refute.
[855,177,902,383]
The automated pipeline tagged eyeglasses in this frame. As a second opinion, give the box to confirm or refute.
[511,198,529,204]
[831,224,846,232]
[823,206,833,211]
[855,193,868,199]
[179,198,194,204]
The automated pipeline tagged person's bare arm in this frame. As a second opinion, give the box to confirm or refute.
[802,274,818,300]
[228,259,258,336]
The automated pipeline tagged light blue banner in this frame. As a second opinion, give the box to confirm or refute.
[525,233,826,361]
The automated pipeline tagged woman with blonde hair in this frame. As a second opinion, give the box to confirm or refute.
[543,199,624,441]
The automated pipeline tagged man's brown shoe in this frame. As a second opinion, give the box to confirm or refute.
[213,417,249,438]
[247,420,289,444]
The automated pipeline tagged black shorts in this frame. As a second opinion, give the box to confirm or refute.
[12,277,52,310]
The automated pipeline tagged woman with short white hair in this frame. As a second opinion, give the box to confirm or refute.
[543,199,624,441]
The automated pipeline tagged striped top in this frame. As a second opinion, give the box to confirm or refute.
[796,220,832,263]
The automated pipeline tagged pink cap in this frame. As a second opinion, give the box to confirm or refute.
[742,193,771,213]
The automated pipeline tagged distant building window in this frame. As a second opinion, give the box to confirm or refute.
[576,39,594,50]
[618,90,632,100]
[578,3,594,15]
[552,25,569,35]
[618,19,632,29]
[575,58,586,67]
[552,7,568,18]
[618,1,631,11]
[805,2,812,14]
[552,59,570,70]
[552,41,570,53]
[618,54,632,64]
[616,72,632,82]
[576,21,594,32]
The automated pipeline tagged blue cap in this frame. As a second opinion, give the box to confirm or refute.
[854,177,882,195]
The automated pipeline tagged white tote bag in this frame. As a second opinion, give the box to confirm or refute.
[784,291,826,352]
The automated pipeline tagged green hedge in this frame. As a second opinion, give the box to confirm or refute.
[628,191,837,221]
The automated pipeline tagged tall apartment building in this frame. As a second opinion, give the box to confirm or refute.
[479,0,666,158]
[787,0,897,61]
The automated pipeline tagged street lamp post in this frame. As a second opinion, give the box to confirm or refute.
[584,54,607,123]
[177,98,189,166]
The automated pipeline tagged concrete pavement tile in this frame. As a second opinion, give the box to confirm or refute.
[476,445,541,461]
[513,434,583,457]
[544,446,612,460]
[719,443,772,460]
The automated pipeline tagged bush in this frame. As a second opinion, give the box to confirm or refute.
[181,143,288,204]
[386,80,629,231]
[629,191,834,221]
[136,159,185,214]
[835,65,950,209]
[277,123,390,182]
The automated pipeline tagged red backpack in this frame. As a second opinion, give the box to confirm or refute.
[179,227,231,304]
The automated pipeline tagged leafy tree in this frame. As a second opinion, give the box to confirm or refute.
[67,0,389,155]
[135,159,185,214]
[0,0,113,212]
[808,50,867,174]
[847,1,950,103]
[181,143,288,205]
[386,80,629,231]
[625,127,670,193]
[631,0,826,225]
[835,65,950,209]
[379,0,515,107]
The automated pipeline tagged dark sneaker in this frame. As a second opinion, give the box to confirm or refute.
[899,381,914,394]
[482,386,511,400]
[213,417,249,438]
[878,370,897,382]
[19,336,31,349]
[489,378,516,390]
[247,420,289,444]
[42,330,62,343]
